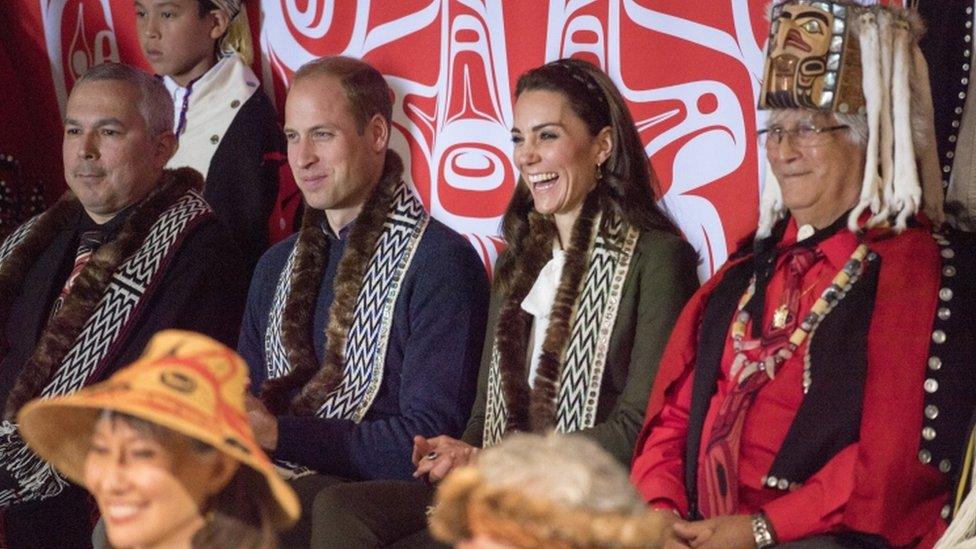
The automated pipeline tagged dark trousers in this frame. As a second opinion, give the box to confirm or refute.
[779,533,890,548]
[280,474,348,548]
[307,480,446,548]
[300,478,891,549]
[3,485,94,549]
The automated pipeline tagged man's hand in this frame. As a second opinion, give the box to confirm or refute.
[245,393,279,451]
[649,509,691,549]
[411,435,478,483]
[670,515,755,549]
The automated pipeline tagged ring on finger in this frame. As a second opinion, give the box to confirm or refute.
[425,451,438,461]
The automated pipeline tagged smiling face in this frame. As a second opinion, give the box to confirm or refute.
[284,73,389,232]
[511,89,611,229]
[84,416,235,549]
[766,110,865,228]
[134,0,226,86]
[62,79,174,224]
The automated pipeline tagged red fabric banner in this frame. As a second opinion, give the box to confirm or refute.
[0,0,891,276]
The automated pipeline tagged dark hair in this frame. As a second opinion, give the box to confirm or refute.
[292,56,393,134]
[496,58,680,287]
[195,0,248,17]
[196,0,217,17]
[193,470,277,549]
[98,412,277,549]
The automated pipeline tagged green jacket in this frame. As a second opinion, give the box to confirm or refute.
[462,229,699,465]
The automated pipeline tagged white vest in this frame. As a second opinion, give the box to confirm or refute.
[164,55,260,183]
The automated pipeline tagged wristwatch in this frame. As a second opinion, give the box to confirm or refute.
[751,512,777,548]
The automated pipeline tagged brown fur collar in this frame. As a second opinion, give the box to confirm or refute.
[1,168,203,420]
[494,190,602,434]
[0,194,80,359]
[261,150,404,416]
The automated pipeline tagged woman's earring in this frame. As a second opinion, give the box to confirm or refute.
[595,163,604,181]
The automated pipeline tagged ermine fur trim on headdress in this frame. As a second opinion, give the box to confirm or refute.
[889,18,921,230]
[910,45,946,226]
[849,11,883,231]
[759,2,941,236]
[876,10,896,227]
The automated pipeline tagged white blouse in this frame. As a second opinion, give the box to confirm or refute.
[520,246,566,387]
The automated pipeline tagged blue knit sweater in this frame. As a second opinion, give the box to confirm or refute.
[238,218,489,480]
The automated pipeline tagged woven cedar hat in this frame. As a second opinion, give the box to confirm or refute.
[17,330,299,527]
[756,0,944,238]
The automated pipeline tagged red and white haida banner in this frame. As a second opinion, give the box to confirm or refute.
[262,0,772,278]
[0,0,840,278]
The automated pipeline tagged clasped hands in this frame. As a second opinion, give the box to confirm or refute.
[654,512,755,549]
[411,435,479,483]
[242,390,478,480]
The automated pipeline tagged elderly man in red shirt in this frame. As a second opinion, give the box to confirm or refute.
[631,2,976,547]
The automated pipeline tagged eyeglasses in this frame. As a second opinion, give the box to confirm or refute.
[757,124,849,148]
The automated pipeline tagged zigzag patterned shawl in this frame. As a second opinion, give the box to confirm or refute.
[264,179,429,476]
[483,209,639,446]
[0,189,212,507]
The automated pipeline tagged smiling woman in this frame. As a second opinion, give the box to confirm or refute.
[301,58,700,548]
[16,331,300,549]
[84,412,241,549]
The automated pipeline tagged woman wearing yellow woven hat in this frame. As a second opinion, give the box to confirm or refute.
[17,330,300,549]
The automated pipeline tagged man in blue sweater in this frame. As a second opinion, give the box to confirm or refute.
[238,56,489,545]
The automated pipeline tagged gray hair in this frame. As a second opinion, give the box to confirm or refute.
[766,108,868,148]
[74,62,174,136]
[476,432,644,514]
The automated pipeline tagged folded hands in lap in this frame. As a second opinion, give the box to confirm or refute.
[411,435,479,483]
[659,513,754,549]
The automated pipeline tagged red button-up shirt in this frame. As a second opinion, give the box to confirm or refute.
[641,220,860,541]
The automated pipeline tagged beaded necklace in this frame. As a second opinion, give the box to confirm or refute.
[730,243,873,394]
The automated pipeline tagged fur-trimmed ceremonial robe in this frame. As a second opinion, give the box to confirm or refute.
[261,198,700,549]
[0,169,248,505]
[238,152,490,481]
[462,225,699,465]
